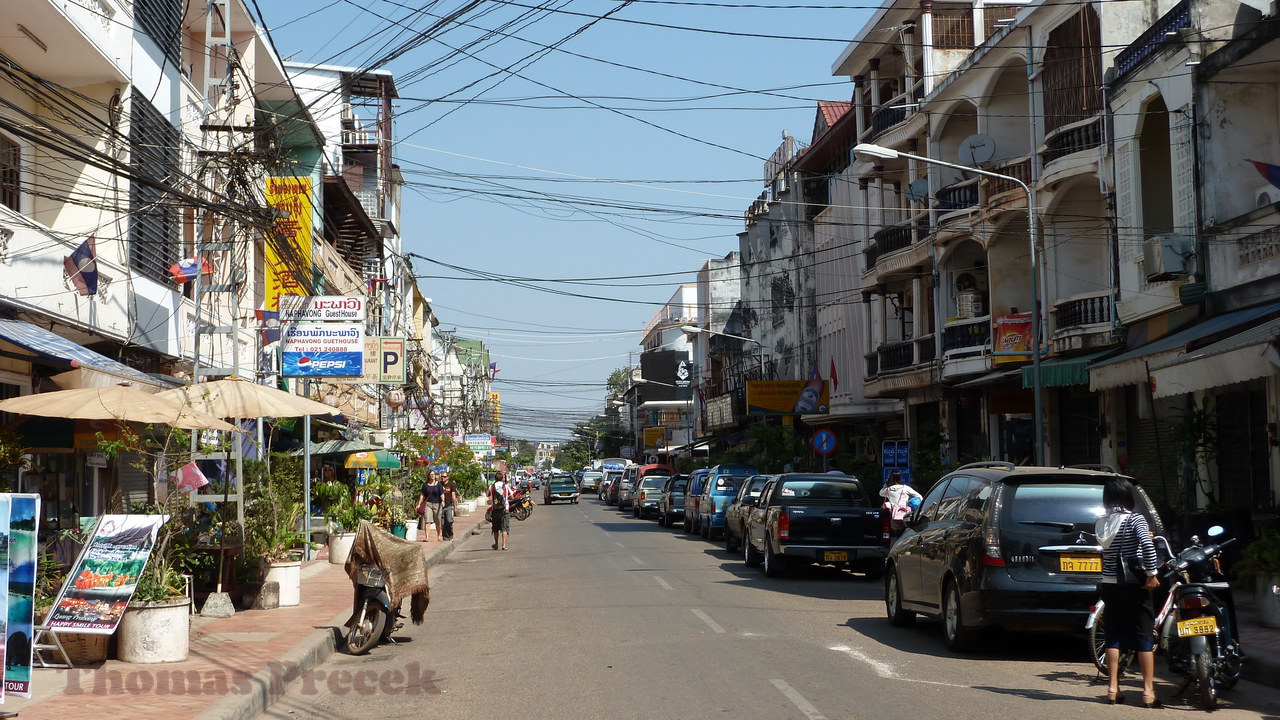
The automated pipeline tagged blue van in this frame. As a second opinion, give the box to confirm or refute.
[696,464,758,539]
[681,469,711,535]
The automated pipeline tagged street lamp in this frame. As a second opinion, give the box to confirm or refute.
[679,325,767,379]
[851,143,1045,466]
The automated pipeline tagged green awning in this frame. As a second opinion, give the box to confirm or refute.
[1022,350,1113,389]
[292,439,383,456]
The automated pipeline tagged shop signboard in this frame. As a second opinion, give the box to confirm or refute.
[334,337,406,384]
[44,515,165,635]
[746,380,830,415]
[263,177,313,312]
[278,296,366,323]
[643,427,666,448]
[993,312,1033,364]
[6,494,40,697]
[281,323,364,377]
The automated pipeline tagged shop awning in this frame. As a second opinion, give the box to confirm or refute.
[955,368,1022,387]
[1147,317,1280,398]
[1022,350,1113,389]
[0,317,155,385]
[293,439,383,456]
[1088,302,1280,391]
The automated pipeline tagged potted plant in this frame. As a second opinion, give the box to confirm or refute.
[1238,528,1280,628]
[243,455,311,606]
[315,481,376,564]
[387,501,408,539]
[119,504,197,664]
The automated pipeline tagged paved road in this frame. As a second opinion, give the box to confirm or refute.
[258,497,1280,719]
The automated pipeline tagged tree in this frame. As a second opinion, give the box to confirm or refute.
[606,366,630,395]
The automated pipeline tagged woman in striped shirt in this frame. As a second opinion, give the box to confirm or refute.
[1097,476,1161,708]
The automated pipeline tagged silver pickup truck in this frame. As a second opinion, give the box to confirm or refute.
[743,473,889,578]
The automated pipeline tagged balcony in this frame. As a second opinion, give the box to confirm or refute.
[936,179,978,211]
[942,316,990,355]
[877,339,916,373]
[984,157,1032,196]
[1041,116,1103,166]
[916,335,936,364]
[871,104,910,139]
[873,221,916,256]
[1114,0,1190,83]
[1053,291,1111,329]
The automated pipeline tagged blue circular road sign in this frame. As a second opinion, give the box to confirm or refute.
[813,429,836,455]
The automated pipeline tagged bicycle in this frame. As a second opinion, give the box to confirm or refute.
[1085,535,1176,677]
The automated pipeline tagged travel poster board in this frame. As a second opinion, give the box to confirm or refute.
[5,494,39,698]
[0,497,11,700]
[44,515,165,634]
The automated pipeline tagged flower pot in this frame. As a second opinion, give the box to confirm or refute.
[404,524,418,542]
[390,524,407,539]
[1258,574,1280,629]
[328,532,356,565]
[118,598,191,663]
[262,560,302,607]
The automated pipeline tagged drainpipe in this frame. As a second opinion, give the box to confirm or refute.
[1102,69,1121,334]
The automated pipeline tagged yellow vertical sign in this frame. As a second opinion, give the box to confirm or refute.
[263,177,314,311]
[490,392,501,425]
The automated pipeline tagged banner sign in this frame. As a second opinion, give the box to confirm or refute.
[993,312,1033,364]
[279,296,366,323]
[489,392,500,426]
[45,515,165,635]
[335,337,405,384]
[263,177,314,312]
[5,494,39,697]
[746,380,830,415]
[282,324,364,377]
[643,427,666,448]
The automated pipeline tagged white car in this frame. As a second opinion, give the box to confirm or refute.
[580,471,602,492]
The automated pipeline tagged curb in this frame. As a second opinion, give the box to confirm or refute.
[1242,646,1280,690]
[198,508,489,720]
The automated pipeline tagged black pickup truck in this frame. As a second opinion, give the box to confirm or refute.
[743,473,890,578]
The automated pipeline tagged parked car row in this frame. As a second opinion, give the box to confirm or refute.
[589,460,1166,655]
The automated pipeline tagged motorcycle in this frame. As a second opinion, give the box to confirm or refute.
[346,562,403,655]
[485,490,534,522]
[1159,525,1245,710]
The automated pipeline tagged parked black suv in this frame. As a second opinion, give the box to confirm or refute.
[884,462,1164,652]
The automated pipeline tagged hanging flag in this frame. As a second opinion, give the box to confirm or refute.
[168,257,213,283]
[830,357,839,391]
[174,461,210,493]
[255,308,281,344]
[810,361,822,380]
[63,236,99,296]
[490,361,500,379]
[1249,159,1280,190]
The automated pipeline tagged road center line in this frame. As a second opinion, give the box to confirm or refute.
[770,679,829,720]
[691,609,725,634]
[615,541,625,548]
[654,576,673,590]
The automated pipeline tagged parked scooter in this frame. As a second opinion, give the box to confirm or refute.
[346,562,403,655]
[1159,525,1245,710]
[487,490,535,522]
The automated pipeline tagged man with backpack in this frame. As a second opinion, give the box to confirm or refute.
[488,471,512,550]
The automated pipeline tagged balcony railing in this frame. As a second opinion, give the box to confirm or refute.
[1041,116,1103,166]
[942,316,991,354]
[1114,0,1190,82]
[1053,292,1112,329]
[984,157,1032,196]
[877,339,916,373]
[873,221,916,256]
[864,242,880,268]
[916,335,936,364]
[936,179,979,211]
[864,351,879,378]
[871,104,910,138]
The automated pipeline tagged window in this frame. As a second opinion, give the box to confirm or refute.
[0,134,18,212]
[128,90,180,284]
[983,4,1020,40]
[933,5,975,49]
[1042,6,1102,134]
[136,0,182,66]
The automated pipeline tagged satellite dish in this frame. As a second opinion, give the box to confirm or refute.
[958,133,997,166]
[904,178,930,204]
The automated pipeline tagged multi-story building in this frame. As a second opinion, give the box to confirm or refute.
[631,285,697,462]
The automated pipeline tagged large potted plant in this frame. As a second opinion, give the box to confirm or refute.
[1238,528,1280,628]
[118,505,196,664]
[315,481,375,565]
[244,455,311,606]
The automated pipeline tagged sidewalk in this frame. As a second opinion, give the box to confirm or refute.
[1,505,493,720]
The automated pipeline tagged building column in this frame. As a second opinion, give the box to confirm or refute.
[853,74,866,138]
[869,58,882,109]
[920,0,936,96]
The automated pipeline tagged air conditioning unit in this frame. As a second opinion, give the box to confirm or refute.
[1142,233,1192,281]
[1257,184,1277,209]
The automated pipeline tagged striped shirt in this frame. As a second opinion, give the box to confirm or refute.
[1101,511,1158,581]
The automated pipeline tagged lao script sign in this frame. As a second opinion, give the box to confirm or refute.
[279,296,366,323]
[282,323,364,377]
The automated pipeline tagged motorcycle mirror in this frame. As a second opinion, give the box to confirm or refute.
[1207,525,1225,538]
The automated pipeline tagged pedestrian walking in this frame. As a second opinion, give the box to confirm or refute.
[1096,476,1161,707]
[488,471,512,550]
[440,471,459,541]
[879,470,921,535]
[417,469,445,542]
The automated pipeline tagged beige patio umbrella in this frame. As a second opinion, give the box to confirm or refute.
[0,384,241,431]
[156,377,338,419]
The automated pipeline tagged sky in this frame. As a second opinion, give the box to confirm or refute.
[260,1,875,442]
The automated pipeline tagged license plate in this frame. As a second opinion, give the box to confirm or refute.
[1177,616,1218,637]
[1059,555,1101,573]
[824,550,848,562]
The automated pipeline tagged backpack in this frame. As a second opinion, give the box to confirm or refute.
[490,482,507,513]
